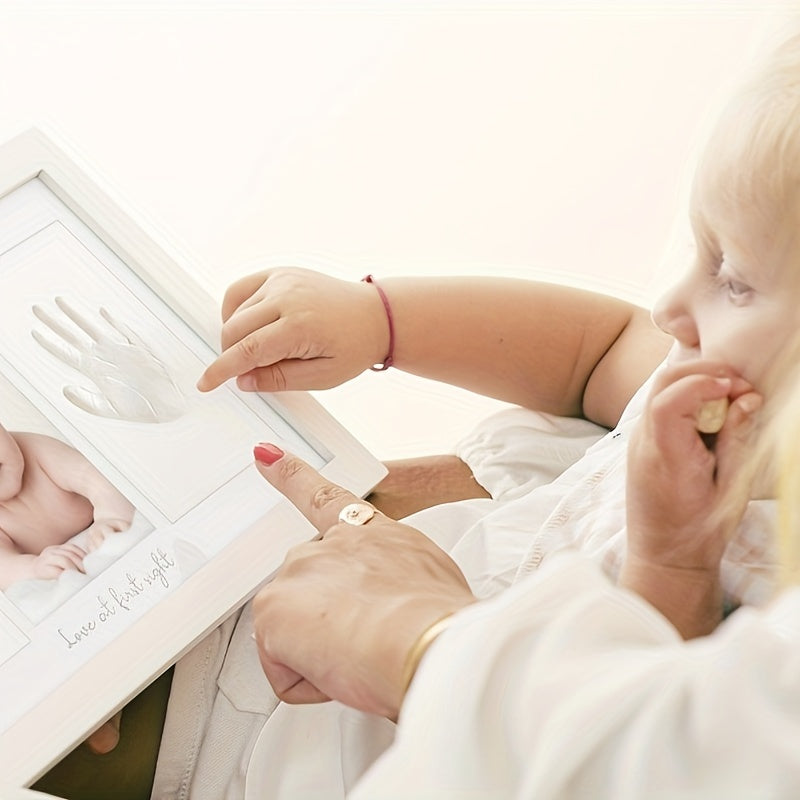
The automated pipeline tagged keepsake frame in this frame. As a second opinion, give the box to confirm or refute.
[0,128,386,786]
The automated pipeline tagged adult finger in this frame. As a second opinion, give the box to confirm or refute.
[253,443,368,534]
[256,647,331,705]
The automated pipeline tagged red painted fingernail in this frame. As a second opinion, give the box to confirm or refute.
[254,443,285,465]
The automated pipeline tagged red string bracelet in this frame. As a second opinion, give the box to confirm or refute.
[362,274,395,371]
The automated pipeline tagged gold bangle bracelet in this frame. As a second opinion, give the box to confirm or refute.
[400,613,455,695]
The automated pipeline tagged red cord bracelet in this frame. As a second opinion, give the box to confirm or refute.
[362,274,395,371]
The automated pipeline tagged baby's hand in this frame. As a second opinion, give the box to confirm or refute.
[626,360,761,569]
[84,518,131,552]
[197,267,390,393]
[620,360,762,637]
[32,543,86,580]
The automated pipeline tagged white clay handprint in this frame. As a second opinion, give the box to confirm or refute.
[32,297,186,423]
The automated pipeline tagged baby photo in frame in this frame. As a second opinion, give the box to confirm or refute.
[0,128,386,787]
[0,373,150,625]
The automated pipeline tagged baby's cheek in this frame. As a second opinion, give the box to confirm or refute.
[746,312,799,384]
[708,337,763,387]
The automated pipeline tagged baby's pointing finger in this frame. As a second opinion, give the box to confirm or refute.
[253,444,363,535]
[197,322,282,392]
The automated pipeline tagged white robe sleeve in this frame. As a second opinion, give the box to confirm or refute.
[349,553,800,800]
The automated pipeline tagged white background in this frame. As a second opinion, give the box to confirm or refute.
[0,1,792,460]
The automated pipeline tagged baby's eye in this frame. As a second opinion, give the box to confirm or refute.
[721,275,756,306]
[726,279,752,299]
[717,258,753,304]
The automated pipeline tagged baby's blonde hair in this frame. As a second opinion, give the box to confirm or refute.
[693,30,800,264]
[749,30,800,583]
[732,330,800,590]
[691,29,800,587]
[774,353,800,587]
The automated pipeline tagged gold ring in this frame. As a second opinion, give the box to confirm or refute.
[338,503,376,526]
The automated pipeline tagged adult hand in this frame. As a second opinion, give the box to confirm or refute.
[620,360,762,637]
[196,268,390,393]
[251,444,476,721]
[32,297,186,423]
[366,455,491,519]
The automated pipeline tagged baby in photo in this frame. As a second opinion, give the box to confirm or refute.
[0,421,134,590]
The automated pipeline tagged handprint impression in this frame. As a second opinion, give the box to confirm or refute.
[32,297,187,423]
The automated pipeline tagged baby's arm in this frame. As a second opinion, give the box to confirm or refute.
[0,529,86,589]
[36,436,135,547]
[198,269,672,429]
[619,359,762,637]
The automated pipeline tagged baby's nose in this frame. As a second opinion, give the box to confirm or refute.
[651,284,700,350]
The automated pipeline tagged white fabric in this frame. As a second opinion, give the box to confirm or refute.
[454,405,607,503]
[352,552,800,800]
[152,361,779,799]
[5,510,154,624]
[151,610,241,800]
[428,368,775,607]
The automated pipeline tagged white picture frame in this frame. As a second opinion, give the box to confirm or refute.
[0,128,386,786]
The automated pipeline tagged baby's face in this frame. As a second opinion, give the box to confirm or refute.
[652,175,800,392]
[0,425,24,503]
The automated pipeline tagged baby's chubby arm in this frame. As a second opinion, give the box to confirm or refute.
[619,360,763,638]
[197,268,672,429]
[36,436,135,541]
